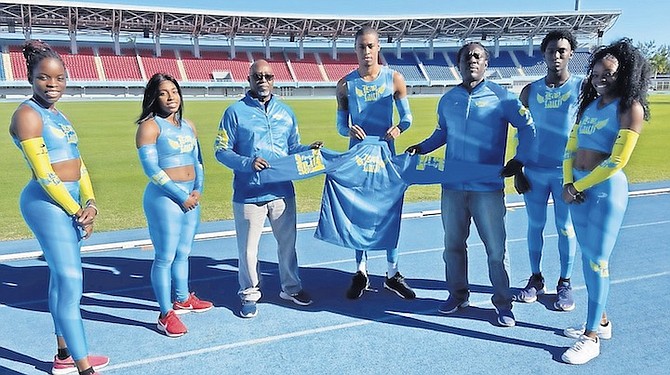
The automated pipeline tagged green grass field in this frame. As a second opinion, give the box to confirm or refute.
[1,95,669,241]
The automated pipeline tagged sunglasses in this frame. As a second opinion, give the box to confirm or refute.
[251,73,275,82]
[461,52,485,61]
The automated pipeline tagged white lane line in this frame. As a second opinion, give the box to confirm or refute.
[3,188,667,262]
[102,269,670,373]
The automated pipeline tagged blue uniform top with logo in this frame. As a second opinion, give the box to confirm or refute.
[525,75,582,169]
[12,99,80,163]
[418,80,536,191]
[214,91,311,203]
[345,66,398,153]
[576,97,621,153]
[153,116,198,169]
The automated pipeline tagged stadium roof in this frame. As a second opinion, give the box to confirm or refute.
[0,0,620,45]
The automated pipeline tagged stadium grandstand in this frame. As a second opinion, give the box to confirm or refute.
[0,0,624,98]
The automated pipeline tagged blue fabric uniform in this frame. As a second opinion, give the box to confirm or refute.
[342,66,405,152]
[255,137,500,250]
[341,66,410,268]
[12,99,90,361]
[418,79,536,310]
[569,98,628,334]
[215,92,311,302]
[523,75,581,278]
[140,116,202,315]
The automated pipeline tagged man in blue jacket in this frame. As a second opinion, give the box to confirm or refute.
[406,42,536,327]
[215,60,322,318]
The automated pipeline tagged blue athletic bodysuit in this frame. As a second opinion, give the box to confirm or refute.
[523,75,581,278]
[569,97,628,334]
[140,116,202,315]
[12,99,90,361]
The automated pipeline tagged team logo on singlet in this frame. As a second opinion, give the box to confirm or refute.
[214,130,230,151]
[49,121,78,144]
[295,149,326,175]
[536,91,572,109]
[356,84,386,102]
[415,155,445,172]
[168,135,195,153]
[355,153,385,173]
[578,116,609,135]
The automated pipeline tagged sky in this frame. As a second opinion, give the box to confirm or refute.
[57,0,670,46]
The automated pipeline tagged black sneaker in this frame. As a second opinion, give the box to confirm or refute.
[346,271,369,299]
[279,290,313,306]
[384,272,416,299]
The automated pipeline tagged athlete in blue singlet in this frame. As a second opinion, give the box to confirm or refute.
[9,40,108,375]
[136,73,213,338]
[336,26,416,300]
[515,30,581,311]
[560,39,651,365]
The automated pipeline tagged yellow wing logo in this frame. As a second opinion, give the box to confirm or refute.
[561,91,572,101]
[168,138,181,150]
[355,87,364,98]
[214,130,230,151]
[536,93,545,104]
[594,119,609,130]
[377,83,386,96]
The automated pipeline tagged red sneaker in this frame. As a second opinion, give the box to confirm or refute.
[157,310,187,338]
[52,354,109,375]
[173,292,213,314]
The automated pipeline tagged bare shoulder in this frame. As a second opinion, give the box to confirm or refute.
[135,117,160,147]
[10,104,44,140]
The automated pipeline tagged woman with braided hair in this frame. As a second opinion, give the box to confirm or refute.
[560,38,651,365]
[9,40,108,375]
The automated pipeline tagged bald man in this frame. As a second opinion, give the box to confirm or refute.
[215,60,322,318]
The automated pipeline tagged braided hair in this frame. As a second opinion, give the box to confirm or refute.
[22,40,64,83]
[578,38,651,121]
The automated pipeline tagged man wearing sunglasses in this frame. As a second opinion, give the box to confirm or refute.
[406,42,536,327]
[336,26,416,301]
[215,60,322,318]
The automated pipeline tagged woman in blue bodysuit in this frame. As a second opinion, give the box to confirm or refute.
[136,73,213,338]
[560,39,651,365]
[9,40,108,375]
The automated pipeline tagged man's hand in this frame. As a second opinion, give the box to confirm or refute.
[349,125,366,140]
[404,144,422,155]
[252,157,270,171]
[309,141,323,149]
[501,159,523,177]
[384,126,401,141]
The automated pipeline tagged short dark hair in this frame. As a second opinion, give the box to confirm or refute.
[456,42,489,62]
[540,30,578,53]
[354,26,379,44]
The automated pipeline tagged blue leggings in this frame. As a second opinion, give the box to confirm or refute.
[355,249,398,265]
[20,180,89,360]
[143,181,200,315]
[570,170,628,333]
[523,167,576,279]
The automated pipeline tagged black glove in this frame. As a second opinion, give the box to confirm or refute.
[513,171,531,194]
[501,159,523,177]
[405,145,422,155]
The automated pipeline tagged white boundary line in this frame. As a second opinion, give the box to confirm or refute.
[101,269,670,373]
[1,187,668,263]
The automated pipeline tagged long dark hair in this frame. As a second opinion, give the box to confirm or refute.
[22,40,64,83]
[137,73,184,124]
[577,38,651,122]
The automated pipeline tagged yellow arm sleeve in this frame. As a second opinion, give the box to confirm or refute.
[562,123,579,185]
[78,158,95,204]
[20,137,81,215]
[573,129,639,192]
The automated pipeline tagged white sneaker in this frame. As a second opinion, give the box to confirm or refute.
[562,335,600,364]
[563,321,612,340]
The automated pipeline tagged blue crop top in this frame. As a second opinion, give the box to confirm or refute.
[154,116,198,169]
[12,99,80,163]
[576,97,620,154]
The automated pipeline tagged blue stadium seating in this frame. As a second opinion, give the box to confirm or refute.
[382,52,427,82]
[415,52,456,81]
[569,51,591,76]
[487,51,519,78]
[515,50,546,77]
